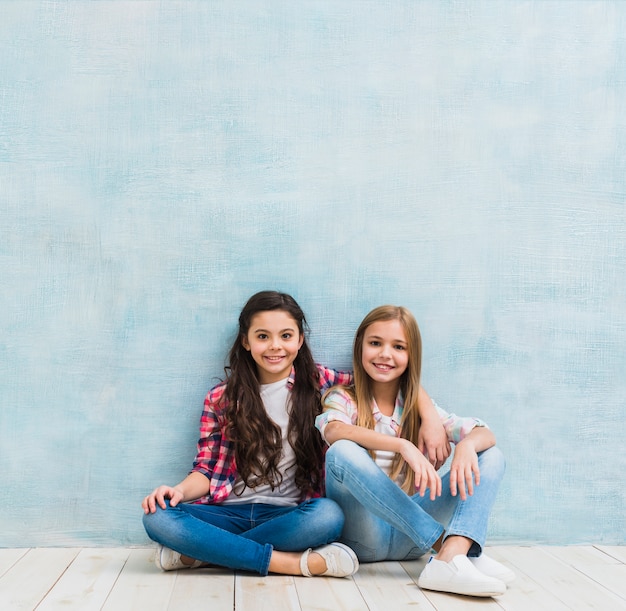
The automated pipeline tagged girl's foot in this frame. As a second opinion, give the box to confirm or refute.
[300,542,359,578]
[418,555,506,597]
[155,544,204,571]
[469,553,516,583]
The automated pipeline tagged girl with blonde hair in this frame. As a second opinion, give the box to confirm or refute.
[316,305,514,597]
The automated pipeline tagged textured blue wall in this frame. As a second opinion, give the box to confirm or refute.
[1,1,624,546]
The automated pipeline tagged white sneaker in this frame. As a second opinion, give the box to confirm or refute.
[155,544,203,571]
[418,555,506,597]
[300,542,359,578]
[470,553,516,584]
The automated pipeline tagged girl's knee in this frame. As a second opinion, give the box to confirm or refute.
[287,499,344,545]
[326,439,366,465]
[305,497,345,536]
[142,502,174,540]
[321,497,345,528]
[325,439,380,486]
[142,510,159,540]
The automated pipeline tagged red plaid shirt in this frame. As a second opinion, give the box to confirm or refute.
[190,364,352,505]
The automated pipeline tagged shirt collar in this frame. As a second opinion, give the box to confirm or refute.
[371,392,404,427]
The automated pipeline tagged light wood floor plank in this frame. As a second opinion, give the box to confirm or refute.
[419,590,504,610]
[597,545,626,564]
[167,567,235,611]
[36,548,130,611]
[0,548,29,577]
[0,548,80,611]
[236,573,301,610]
[354,560,436,610]
[1,545,623,610]
[486,546,571,611]
[294,574,368,611]
[543,546,626,605]
[487,546,624,610]
[101,548,177,611]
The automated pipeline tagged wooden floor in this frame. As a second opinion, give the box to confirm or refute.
[1,546,625,610]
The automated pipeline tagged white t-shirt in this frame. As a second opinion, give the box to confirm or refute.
[373,413,397,476]
[222,378,300,506]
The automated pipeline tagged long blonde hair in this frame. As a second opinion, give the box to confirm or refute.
[352,305,423,494]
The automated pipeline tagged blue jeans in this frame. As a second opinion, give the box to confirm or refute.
[142,497,345,575]
[324,439,505,562]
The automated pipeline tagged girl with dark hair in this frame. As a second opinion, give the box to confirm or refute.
[142,291,356,577]
[142,292,448,578]
[317,305,514,596]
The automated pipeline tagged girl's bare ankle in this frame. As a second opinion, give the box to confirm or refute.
[305,551,326,575]
[434,535,472,563]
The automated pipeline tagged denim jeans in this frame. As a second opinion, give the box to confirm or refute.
[324,439,505,562]
[142,497,345,575]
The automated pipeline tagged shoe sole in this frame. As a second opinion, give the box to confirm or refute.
[418,579,505,597]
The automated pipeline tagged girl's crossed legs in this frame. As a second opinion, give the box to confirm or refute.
[142,497,346,576]
[324,439,505,562]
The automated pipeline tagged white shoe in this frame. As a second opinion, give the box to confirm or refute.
[470,553,516,584]
[155,544,203,571]
[418,555,506,597]
[300,542,359,578]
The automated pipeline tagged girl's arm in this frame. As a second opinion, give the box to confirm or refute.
[448,426,496,501]
[417,385,451,469]
[324,420,442,500]
[142,384,225,514]
[142,471,211,514]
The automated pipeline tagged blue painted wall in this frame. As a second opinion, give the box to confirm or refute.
[1,1,624,546]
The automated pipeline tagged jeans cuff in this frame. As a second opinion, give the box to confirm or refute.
[259,543,273,576]
[424,524,445,553]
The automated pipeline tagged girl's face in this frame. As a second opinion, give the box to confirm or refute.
[242,310,304,384]
[361,319,409,387]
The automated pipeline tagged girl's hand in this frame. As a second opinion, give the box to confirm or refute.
[141,485,185,514]
[417,414,451,470]
[449,440,480,501]
[400,439,442,500]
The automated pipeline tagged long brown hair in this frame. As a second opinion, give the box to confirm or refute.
[223,291,324,496]
[352,305,423,494]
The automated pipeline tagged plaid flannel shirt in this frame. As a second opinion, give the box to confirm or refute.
[190,364,352,505]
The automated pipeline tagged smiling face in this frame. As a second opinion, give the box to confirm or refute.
[242,309,304,384]
[360,319,410,390]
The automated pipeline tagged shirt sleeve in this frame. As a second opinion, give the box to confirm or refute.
[190,383,226,478]
[434,401,489,444]
[315,387,357,444]
[316,364,353,393]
